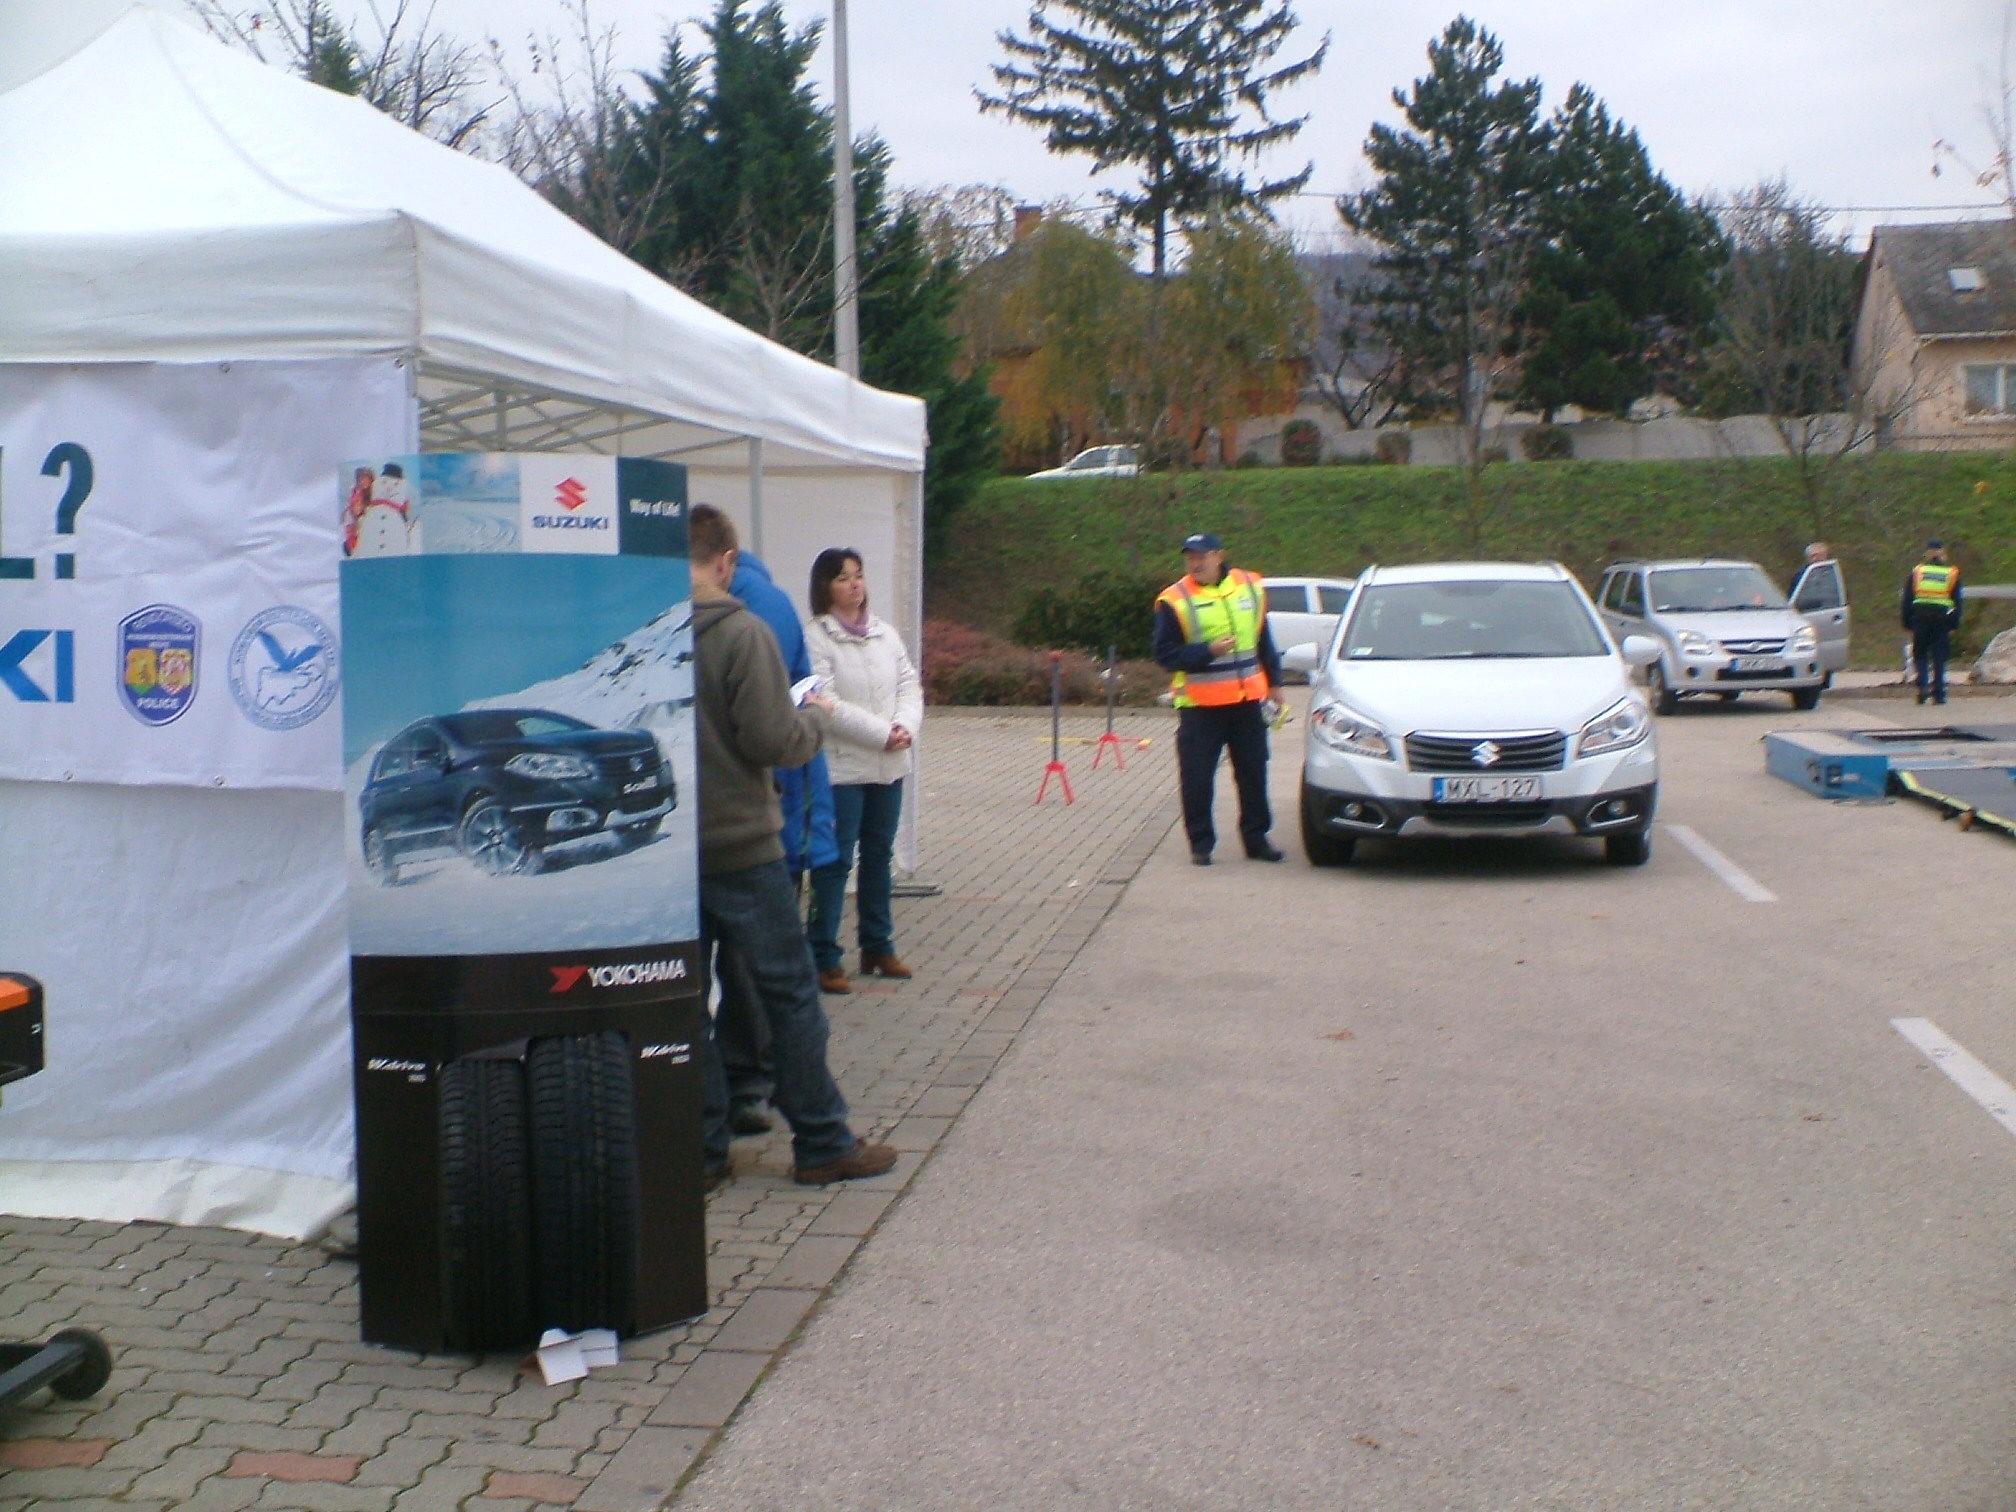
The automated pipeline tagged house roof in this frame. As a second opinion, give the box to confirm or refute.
[1872,221,2016,338]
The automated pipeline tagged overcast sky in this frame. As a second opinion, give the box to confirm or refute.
[425,0,2014,248]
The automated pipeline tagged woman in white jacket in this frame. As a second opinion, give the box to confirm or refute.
[803,548,923,994]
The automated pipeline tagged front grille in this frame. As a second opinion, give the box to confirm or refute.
[597,751,661,780]
[1421,801,1554,826]
[1719,637,1786,656]
[1405,731,1566,773]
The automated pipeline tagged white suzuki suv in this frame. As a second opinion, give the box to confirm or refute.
[1281,562,1663,867]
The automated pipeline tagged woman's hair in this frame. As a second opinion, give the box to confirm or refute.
[809,548,866,617]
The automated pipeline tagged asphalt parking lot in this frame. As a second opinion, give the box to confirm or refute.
[675,690,2016,1510]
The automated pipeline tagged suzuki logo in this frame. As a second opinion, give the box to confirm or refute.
[1471,740,1501,768]
[554,477,588,511]
[0,629,75,703]
[629,755,644,772]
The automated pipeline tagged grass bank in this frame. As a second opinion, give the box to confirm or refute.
[929,454,2016,666]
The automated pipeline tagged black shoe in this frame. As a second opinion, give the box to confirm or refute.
[1191,849,1213,867]
[728,1102,773,1136]
[1934,695,1948,705]
[1246,843,1285,862]
[703,1165,732,1195]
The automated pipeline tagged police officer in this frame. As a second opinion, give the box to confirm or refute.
[1901,539,1963,705]
[1152,532,1285,865]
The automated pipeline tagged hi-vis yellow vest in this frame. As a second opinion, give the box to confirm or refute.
[1911,562,1958,609]
[1158,568,1269,708]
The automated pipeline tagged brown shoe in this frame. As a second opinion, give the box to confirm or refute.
[793,1139,898,1186]
[817,966,853,994]
[859,951,912,979]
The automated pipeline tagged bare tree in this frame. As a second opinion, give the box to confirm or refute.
[719,199,834,347]
[1707,180,1920,533]
[486,2,675,257]
[1933,3,2016,217]
[1307,261,1409,431]
[904,184,1022,269]
[186,0,494,147]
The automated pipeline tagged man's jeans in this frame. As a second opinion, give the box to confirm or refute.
[807,779,903,968]
[1911,616,1952,702]
[699,859,855,1172]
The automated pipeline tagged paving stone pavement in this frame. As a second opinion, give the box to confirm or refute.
[0,707,1182,1511]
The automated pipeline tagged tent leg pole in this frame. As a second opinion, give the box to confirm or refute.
[747,436,765,558]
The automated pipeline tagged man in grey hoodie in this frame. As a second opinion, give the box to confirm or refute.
[688,504,896,1189]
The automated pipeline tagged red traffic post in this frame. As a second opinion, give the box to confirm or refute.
[1034,650,1074,804]
[1092,642,1125,770]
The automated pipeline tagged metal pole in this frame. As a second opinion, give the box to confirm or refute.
[831,0,860,378]
[1050,652,1062,764]
[1104,643,1117,734]
[747,436,765,557]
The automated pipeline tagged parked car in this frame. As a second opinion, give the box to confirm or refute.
[1026,445,1142,480]
[1281,562,1662,867]
[1261,577,1355,671]
[360,709,673,882]
[1594,558,1847,714]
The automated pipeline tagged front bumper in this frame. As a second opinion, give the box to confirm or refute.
[1669,654,1825,692]
[510,790,672,840]
[1302,734,1658,840]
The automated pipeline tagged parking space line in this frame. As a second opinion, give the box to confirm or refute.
[1663,824,1778,902]
[1892,1018,2016,1141]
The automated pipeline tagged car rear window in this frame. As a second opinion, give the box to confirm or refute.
[1317,585,1352,614]
[1647,566,1787,612]
[1339,580,1609,660]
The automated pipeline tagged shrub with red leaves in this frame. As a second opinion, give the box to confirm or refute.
[922,619,1163,706]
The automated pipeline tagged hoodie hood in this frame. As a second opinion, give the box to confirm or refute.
[693,597,744,639]
[730,551,777,596]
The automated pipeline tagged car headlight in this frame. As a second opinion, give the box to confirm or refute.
[1310,702,1393,760]
[1676,629,1718,659]
[1786,626,1818,656]
[506,752,595,780]
[1578,697,1651,757]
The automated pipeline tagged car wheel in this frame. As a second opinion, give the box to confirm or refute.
[1791,685,1822,711]
[615,817,662,849]
[1604,826,1652,867]
[1647,662,1680,716]
[439,1056,535,1352]
[1300,788,1357,867]
[528,1032,640,1336]
[362,825,401,885]
[460,798,531,876]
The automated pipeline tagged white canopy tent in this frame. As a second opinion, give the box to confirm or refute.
[0,4,926,1237]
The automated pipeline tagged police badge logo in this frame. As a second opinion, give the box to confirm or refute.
[228,606,339,731]
[117,604,200,726]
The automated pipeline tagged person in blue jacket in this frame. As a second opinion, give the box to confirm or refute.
[716,548,839,1133]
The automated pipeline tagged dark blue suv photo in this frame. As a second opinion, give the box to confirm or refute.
[360,709,674,883]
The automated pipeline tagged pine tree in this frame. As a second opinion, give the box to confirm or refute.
[979,0,1325,277]
[621,0,1000,546]
[1514,86,1724,419]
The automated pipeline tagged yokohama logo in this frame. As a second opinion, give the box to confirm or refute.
[550,960,689,992]
[555,477,588,511]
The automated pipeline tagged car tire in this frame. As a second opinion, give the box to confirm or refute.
[439,1056,535,1352]
[1647,662,1680,716]
[1791,685,1822,711]
[614,818,662,849]
[460,797,532,876]
[528,1032,639,1336]
[1300,789,1357,867]
[362,825,401,885]
[1604,826,1652,867]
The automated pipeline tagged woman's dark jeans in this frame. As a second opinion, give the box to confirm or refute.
[807,779,903,969]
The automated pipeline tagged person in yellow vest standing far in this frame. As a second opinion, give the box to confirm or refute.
[1152,532,1286,865]
[1901,538,1963,705]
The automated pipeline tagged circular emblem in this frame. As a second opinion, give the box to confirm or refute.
[228,606,339,731]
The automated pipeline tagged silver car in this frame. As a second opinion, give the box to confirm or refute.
[1594,558,1850,714]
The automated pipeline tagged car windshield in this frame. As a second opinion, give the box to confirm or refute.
[1647,566,1787,613]
[439,710,592,742]
[1339,580,1609,660]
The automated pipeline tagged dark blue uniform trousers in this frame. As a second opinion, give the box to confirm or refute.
[1176,700,1272,856]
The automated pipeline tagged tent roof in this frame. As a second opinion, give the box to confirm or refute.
[0,5,925,473]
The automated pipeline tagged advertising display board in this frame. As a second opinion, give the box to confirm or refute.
[340,453,707,1350]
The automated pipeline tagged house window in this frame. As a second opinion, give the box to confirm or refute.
[1963,364,2016,416]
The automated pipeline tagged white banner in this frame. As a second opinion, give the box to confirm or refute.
[0,359,414,790]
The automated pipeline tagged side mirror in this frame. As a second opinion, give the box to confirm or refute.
[1281,642,1321,674]
[1619,634,1661,668]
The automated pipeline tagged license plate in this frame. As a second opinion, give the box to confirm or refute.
[1432,776,1542,802]
[1729,656,1784,672]
[622,779,657,795]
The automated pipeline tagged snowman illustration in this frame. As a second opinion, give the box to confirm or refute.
[353,462,419,556]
